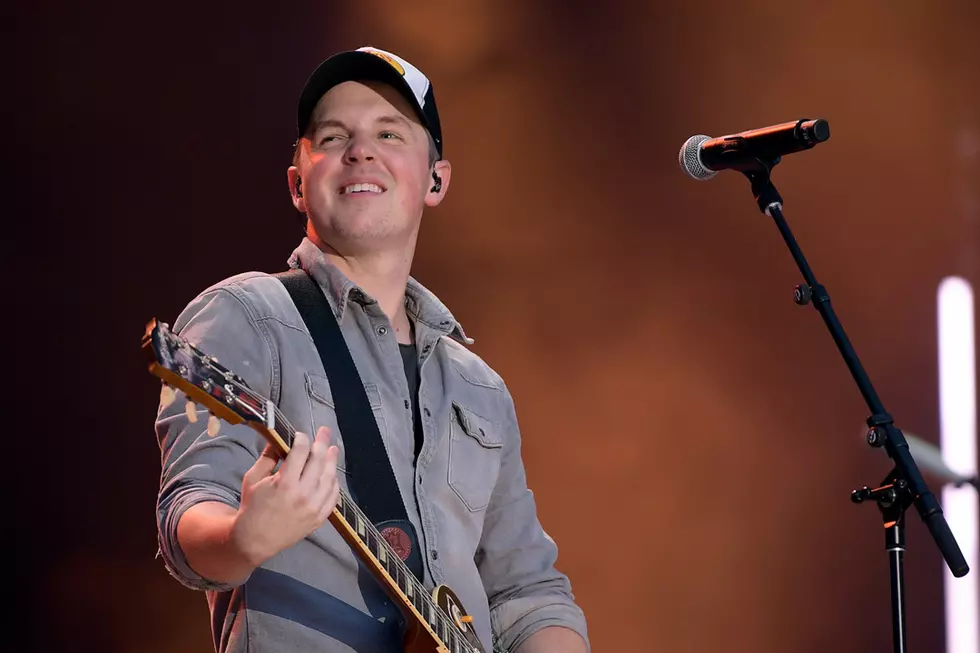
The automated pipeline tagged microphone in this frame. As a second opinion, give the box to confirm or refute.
[679,118,830,180]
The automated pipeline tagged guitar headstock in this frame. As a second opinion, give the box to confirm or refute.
[142,318,277,439]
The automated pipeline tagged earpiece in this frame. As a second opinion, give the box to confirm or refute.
[430,171,442,194]
[295,176,303,197]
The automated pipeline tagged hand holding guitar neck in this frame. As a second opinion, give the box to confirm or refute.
[233,426,341,567]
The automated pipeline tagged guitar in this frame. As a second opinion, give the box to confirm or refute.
[142,318,487,653]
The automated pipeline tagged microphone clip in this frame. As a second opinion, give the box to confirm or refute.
[739,157,784,217]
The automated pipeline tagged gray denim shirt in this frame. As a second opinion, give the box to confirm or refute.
[155,238,589,652]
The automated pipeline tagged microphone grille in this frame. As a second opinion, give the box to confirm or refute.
[678,134,716,180]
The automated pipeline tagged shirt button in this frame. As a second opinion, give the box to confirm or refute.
[377,325,388,336]
[404,399,410,409]
[423,407,430,418]
[431,550,439,560]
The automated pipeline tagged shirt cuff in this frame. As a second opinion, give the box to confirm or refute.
[490,596,590,652]
[157,481,242,592]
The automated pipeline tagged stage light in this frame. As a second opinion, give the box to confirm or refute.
[938,276,978,653]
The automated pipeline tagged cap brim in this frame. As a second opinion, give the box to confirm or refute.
[296,51,433,142]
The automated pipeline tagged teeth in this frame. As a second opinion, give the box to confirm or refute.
[343,183,383,194]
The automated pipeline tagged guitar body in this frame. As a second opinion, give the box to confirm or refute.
[401,586,482,653]
[143,319,488,653]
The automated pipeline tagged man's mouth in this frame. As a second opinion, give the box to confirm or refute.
[340,183,385,194]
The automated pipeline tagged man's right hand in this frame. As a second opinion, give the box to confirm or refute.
[232,426,340,566]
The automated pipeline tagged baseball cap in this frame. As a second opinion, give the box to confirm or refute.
[296,46,443,158]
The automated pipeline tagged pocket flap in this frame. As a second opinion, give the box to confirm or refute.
[451,402,503,448]
[306,372,382,409]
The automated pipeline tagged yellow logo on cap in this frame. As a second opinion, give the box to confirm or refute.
[366,50,405,76]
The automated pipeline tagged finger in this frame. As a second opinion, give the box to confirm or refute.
[319,475,341,522]
[244,443,280,484]
[279,431,312,484]
[313,448,339,506]
[299,433,331,488]
[304,445,338,504]
[325,444,339,473]
[327,475,340,509]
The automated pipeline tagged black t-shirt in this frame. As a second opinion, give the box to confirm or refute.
[398,343,424,463]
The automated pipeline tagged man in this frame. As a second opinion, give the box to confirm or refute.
[154,46,589,652]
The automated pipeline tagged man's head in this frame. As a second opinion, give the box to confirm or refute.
[287,47,451,257]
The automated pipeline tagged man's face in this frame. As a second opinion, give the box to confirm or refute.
[293,80,436,255]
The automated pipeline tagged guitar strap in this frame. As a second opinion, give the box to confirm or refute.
[274,268,424,580]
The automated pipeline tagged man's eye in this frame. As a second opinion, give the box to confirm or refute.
[380,131,401,140]
[318,134,344,145]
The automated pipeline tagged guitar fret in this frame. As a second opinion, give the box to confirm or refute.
[439,615,453,648]
[413,583,425,611]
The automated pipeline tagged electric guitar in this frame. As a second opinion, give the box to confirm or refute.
[142,318,487,653]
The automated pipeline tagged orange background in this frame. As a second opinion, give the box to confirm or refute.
[11,1,979,651]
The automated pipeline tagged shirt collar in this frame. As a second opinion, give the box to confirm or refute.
[286,237,473,345]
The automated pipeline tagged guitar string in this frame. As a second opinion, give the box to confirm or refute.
[208,369,475,650]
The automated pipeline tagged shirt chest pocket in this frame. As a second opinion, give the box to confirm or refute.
[305,371,388,475]
[448,402,504,512]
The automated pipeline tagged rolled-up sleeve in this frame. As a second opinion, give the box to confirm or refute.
[475,391,590,652]
[154,284,276,591]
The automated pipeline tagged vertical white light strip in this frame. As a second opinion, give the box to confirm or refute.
[938,276,978,653]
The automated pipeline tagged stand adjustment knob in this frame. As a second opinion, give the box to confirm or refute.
[794,284,812,305]
[867,427,886,448]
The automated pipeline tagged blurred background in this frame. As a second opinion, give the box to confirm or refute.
[10,1,979,651]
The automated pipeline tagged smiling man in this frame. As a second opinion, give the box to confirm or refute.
[153,47,590,653]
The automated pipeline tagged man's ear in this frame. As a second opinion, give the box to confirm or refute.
[425,159,452,207]
[287,165,306,213]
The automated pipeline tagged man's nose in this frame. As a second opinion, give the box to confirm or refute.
[344,135,375,163]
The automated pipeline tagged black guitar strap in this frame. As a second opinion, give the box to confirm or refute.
[275,268,424,579]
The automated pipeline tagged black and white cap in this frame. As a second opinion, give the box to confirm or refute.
[296,46,443,158]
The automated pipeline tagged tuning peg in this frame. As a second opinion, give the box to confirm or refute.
[207,415,221,437]
[160,384,176,408]
[185,400,199,423]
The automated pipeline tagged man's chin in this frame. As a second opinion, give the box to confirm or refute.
[308,221,406,253]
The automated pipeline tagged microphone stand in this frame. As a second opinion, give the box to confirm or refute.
[739,158,970,653]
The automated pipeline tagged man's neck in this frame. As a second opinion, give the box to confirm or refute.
[309,231,415,344]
